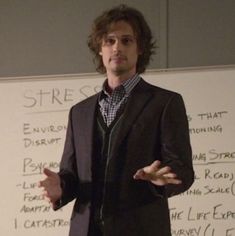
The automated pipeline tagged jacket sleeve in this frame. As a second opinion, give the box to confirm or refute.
[160,93,194,197]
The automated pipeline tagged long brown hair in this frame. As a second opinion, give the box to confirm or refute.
[87,4,156,74]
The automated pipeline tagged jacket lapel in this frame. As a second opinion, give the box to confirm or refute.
[77,93,100,181]
[109,79,153,159]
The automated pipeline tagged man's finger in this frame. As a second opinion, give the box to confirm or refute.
[155,166,171,177]
[166,178,182,185]
[43,168,56,177]
[162,172,177,179]
[38,180,44,188]
[143,160,161,173]
[149,160,161,172]
[38,171,54,188]
[133,169,146,179]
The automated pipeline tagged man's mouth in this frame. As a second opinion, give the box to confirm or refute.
[110,56,126,63]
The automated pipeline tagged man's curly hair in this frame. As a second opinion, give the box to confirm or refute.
[87,4,156,74]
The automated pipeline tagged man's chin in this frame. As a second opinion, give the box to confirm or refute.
[112,68,127,76]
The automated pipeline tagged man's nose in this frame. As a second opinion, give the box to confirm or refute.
[113,39,123,52]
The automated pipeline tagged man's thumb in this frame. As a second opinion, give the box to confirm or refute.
[43,168,56,177]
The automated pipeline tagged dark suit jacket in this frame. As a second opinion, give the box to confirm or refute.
[57,79,194,236]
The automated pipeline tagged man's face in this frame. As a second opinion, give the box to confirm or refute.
[99,21,140,77]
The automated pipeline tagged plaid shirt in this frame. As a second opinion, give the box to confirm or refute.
[99,74,141,126]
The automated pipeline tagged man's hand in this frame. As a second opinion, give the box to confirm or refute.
[133,160,182,186]
[38,168,62,207]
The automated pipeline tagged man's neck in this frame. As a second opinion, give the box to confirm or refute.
[107,70,136,91]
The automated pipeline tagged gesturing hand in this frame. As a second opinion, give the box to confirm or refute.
[133,160,182,186]
[38,168,62,207]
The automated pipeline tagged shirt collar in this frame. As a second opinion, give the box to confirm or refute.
[101,73,141,97]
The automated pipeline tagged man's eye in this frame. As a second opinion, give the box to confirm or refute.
[104,38,115,45]
[122,38,133,45]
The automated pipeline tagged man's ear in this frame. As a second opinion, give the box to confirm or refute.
[99,51,102,56]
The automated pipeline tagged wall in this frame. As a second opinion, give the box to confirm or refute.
[0,0,235,77]
[0,0,164,77]
[168,0,235,68]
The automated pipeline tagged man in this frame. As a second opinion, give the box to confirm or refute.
[39,4,194,236]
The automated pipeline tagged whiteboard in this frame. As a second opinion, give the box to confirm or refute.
[0,66,234,236]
